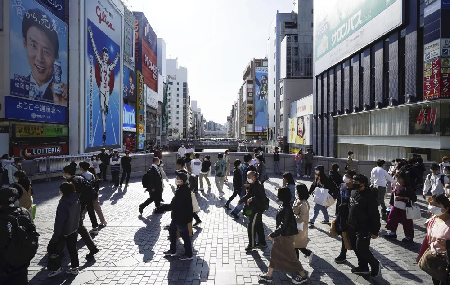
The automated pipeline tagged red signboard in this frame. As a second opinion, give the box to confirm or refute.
[12,144,68,159]
[424,58,441,100]
[142,39,158,92]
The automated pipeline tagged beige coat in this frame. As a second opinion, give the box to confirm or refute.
[292,199,309,248]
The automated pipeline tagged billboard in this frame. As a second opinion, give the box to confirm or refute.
[288,115,312,145]
[85,0,122,148]
[314,0,403,75]
[34,0,66,22]
[146,85,158,109]
[136,71,145,149]
[123,132,136,153]
[123,66,136,103]
[123,8,134,68]
[14,125,68,137]
[8,0,68,124]
[123,103,136,132]
[13,144,68,159]
[134,12,158,92]
[254,67,268,132]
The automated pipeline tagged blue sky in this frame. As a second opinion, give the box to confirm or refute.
[130,0,297,123]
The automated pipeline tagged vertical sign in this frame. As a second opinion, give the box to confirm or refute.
[137,71,145,149]
[254,67,268,132]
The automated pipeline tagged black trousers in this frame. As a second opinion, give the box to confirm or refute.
[120,168,131,185]
[99,164,108,180]
[111,171,120,186]
[193,212,201,223]
[0,268,27,285]
[78,211,97,252]
[295,248,312,259]
[140,190,162,209]
[225,188,242,206]
[81,197,98,228]
[247,212,265,247]
[305,163,312,176]
[54,232,79,269]
[349,229,378,270]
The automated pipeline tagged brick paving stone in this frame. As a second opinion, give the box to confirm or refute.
[24,173,432,284]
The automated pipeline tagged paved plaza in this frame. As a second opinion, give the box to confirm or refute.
[27,174,431,285]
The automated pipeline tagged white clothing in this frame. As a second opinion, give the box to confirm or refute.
[7,164,19,184]
[423,173,448,196]
[190,159,202,176]
[440,162,450,174]
[370,166,396,187]
[178,147,186,157]
[90,160,101,175]
[81,171,94,180]
[29,74,52,100]
[186,148,194,154]
[250,158,258,166]
[1,158,14,170]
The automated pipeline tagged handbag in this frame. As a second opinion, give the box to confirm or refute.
[342,231,352,250]
[313,188,330,206]
[330,220,338,238]
[406,204,421,220]
[393,195,407,210]
[418,218,449,282]
[191,192,200,213]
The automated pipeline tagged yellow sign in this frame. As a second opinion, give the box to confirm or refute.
[247,105,253,121]
[15,125,45,137]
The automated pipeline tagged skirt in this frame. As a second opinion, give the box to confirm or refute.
[269,236,304,273]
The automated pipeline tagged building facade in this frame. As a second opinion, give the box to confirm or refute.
[166,58,188,139]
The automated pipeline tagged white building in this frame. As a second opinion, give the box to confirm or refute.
[157,38,167,144]
[166,58,188,139]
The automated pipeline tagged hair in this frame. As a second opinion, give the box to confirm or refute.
[204,155,210,160]
[195,153,200,158]
[79,161,90,171]
[431,193,450,213]
[63,164,76,176]
[408,157,416,165]
[153,157,160,164]
[1,154,8,159]
[331,163,339,172]
[431,163,440,171]
[22,8,59,58]
[417,157,424,164]
[234,159,241,168]
[296,183,310,200]
[59,182,76,196]
[243,154,252,163]
[277,187,292,205]
[101,148,106,152]
[247,171,257,179]
[176,158,185,166]
[348,151,353,155]
[275,147,279,150]
[176,172,188,183]
[225,149,229,154]
[315,165,325,176]
[443,156,449,162]
[102,47,109,54]
[344,170,356,177]
[13,170,27,180]
[376,159,386,167]
[352,174,369,187]
[256,155,265,163]
[129,70,135,79]
[247,165,257,172]
[218,153,224,159]
[282,172,295,185]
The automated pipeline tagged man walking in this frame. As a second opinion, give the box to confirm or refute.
[120,151,132,187]
[230,154,252,219]
[348,174,381,277]
[370,159,396,221]
[273,147,281,174]
[303,149,314,178]
[139,157,163,214]
[215,153,228,199]
[98,148,109,182]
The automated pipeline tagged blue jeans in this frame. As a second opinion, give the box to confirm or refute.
[274,161,280,173]
[169,221,193,256]
[310,203,329,223]
[295,161,302,176]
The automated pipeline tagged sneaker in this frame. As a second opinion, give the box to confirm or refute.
[231,212,239,220]
[47,267,64,278]
[258,274,273,282]
[163,250,177,257]
[245,245,254,252]
[86,248,100,260]
[320,220,330,224]
[307,252,314,263]
[219,194,224,199]
[334,255,347,263]
[223,204,231,210]
[139,205,144,215]
[309,222,315,228]
[89,228,99,235]
[402,237,414,243]
[193,221,202,227]
[179,254,193,260]
[383,232,397,239]
[66,268,79,275]
[292,275,309,284]
[99,222,107,228]
[199,188,204,191]
[256,243,268,249]
[351,267,370,274]
[370,261,381,277]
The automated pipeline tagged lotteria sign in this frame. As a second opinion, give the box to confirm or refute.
[12,144,68,159]
[123,103,136,132]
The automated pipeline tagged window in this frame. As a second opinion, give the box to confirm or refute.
[177,88,179,91]
[311,23,313,27]
[280,86,283,95]
[274,52,276,59]
[177,82,179,85]
[176,111,179,114]
[274,90,275,97]
[263,61,268,67]
[311,9,313,14]
[280,114,283,122]
[177,99,179,103]
[177,94,179,97]
[176,105,179,108]
[274,103,275,109]
[273,115,275,122]
[176,117,179,120]
[176,123,179,126]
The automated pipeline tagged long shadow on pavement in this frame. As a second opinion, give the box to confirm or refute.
[133,214,162,263]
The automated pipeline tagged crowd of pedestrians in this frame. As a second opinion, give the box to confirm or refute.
[2,149,450,285]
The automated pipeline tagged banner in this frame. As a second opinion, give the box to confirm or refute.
[15,125,68,137]
[122,103,136,132]
[314,0,403,75]
[123,132,136,153]
[288,115,312,145]
[8,0,68,123]
[85,0,122,148]
[12,144,68,159]
[123,66,136,103]
[146,85,158,109]
[254,67,268,133]
[136,71,145,149]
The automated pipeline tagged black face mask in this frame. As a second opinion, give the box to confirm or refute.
[352,183,362,190]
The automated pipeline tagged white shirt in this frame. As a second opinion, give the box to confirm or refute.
[81,171,94,181]
[190,158,202,175]
[186,148,194,154]
[423,173,448,196]
[250,158,258,166]
[178,147,186,157]
[1,158,14,169]
[370,166,396,187]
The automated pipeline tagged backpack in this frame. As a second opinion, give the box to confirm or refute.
[0,208,39,270]
[142,172,149,188]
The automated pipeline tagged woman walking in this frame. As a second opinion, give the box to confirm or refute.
[293,184,314,263]
[90,155,101,177]
[47,182,81,277]
[11,170,33,215]
[308,165,334,227]
[282,172,296,206]
[259,187,309,284]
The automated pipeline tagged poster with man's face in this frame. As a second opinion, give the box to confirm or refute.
[7,0,68,123]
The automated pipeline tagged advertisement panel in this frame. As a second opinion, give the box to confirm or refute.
[314,0,403,75]
[254,67,268,132]
[292,115,312,145]
[85,0,122,148]
[424,58,441,99]
[123,132,136,152]
[247,105,253,121]
[34,0,66,22]
[136,71,145,149]
[123,8,134,68]
[409,105,438,135]
[142,37,158,91]
[123,66,136,103]
[146,85,158,109]
[247,84,254,100]
[14,125,68,137]
[288,118,296,144]
[123,103,136,132]
[8,0,68,124]
[12,144,68,159]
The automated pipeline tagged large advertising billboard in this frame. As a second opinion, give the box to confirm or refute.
[288,116,312,145]
[123,103,136,132]
[254,67,268,132]
[146,85,158,109]
[123,8,134,68]
[85,0,122,148]
[136,71,145,150]
[314,0,403,75]
[7,0,68,124]
[123,66,136,103]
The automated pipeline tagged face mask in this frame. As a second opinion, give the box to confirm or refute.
[428,205,445,216]
[445,188,450,195]
[175,179,182,186]
[343,176,351,183]
[247,178,253,184]
[315,170,320,175]
[352,183,362,190]
[337,168,340,172]
[17,163,22,166]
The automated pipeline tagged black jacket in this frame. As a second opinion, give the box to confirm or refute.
[274,152,280,162]
[99,152,110,165]
[269,205,298,238]
[329,171,342,198]
[201,160,211,173]
[348,188,381,236]
[233,168,242,192]
[67,175,90,203]
[169,184,193,224]
[146,166,163,199]
[121,156,132,169]
[308,175,337,198]
[50,193,80,243]
[239,180,267,213]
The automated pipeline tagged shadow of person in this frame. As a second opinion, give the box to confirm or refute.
[133,215,163,263]
[166,253,210,284]
[109,186,127,205]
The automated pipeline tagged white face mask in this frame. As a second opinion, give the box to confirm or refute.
[315,170,320,175]
[428,204,445,216]
[343,176,351,183]
[247,178,253,184]
[175,179,182,186]
[446,188,450,195]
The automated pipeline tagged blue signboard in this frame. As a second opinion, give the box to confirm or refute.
[35,0,66,22]
[255,67,268,132]
[123,103,136,131]
[5,96,67,123]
